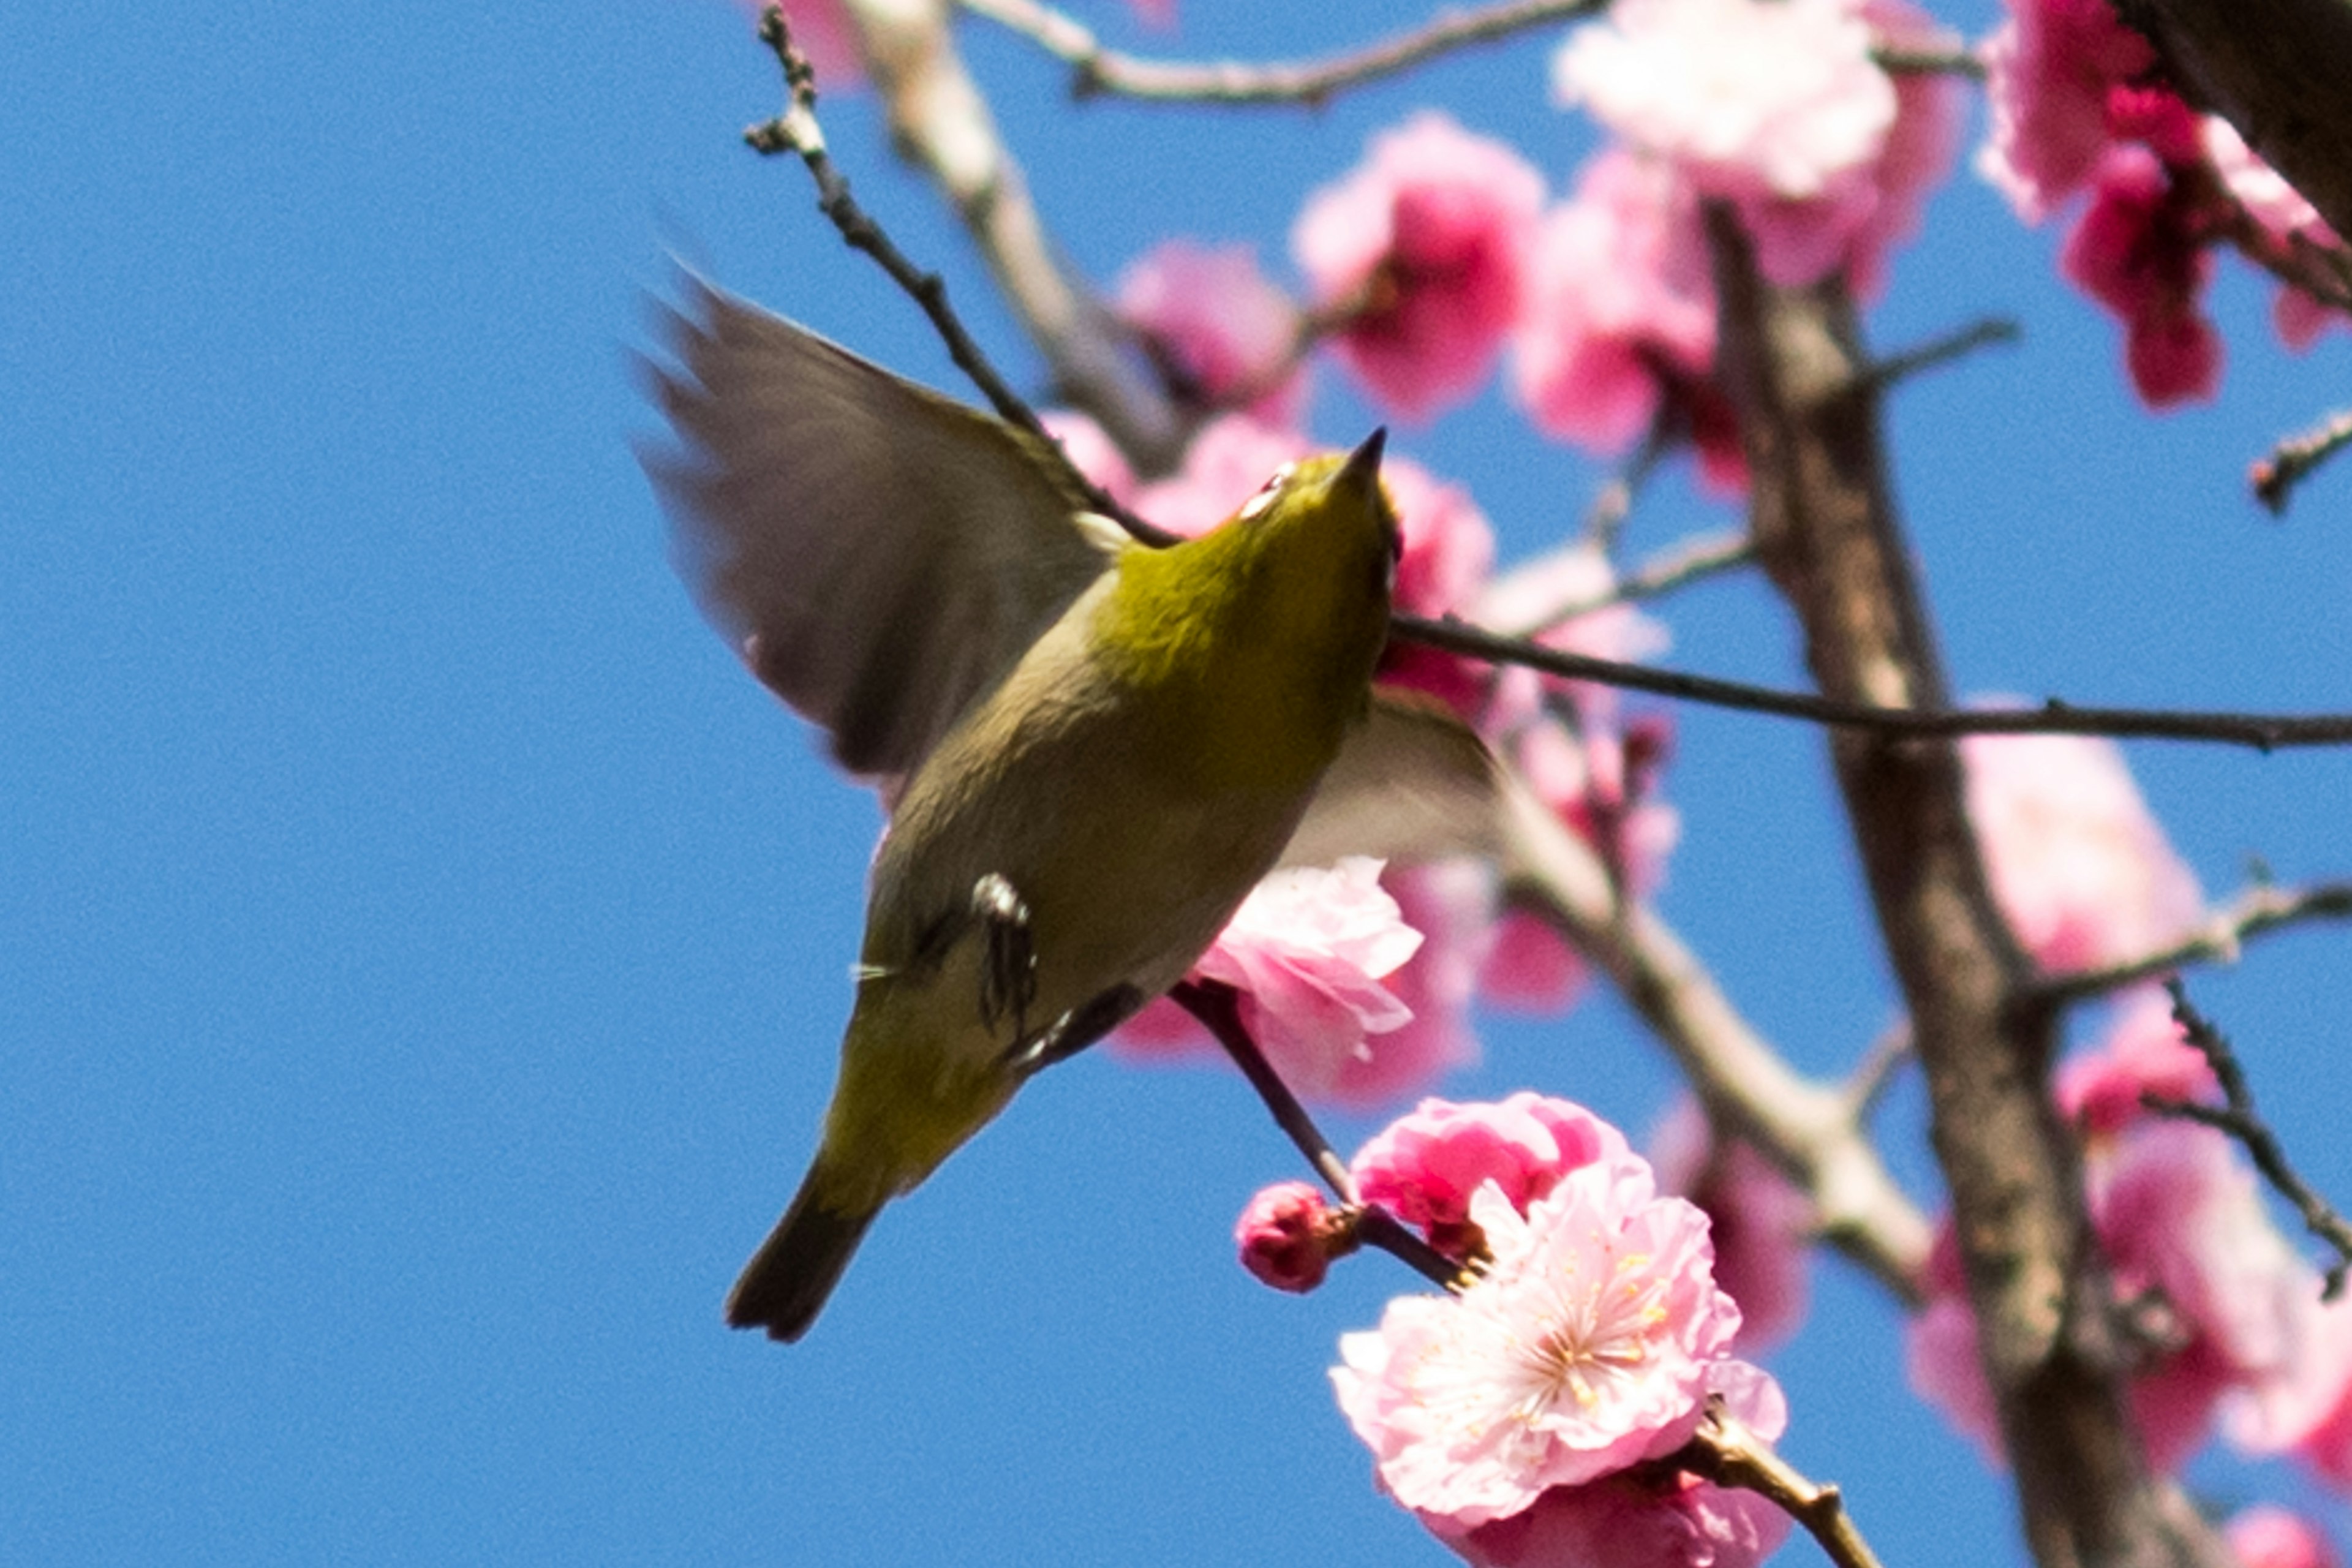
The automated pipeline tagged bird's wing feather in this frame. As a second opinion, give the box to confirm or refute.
[1281,690,1512,870]
[638,273,1118,778]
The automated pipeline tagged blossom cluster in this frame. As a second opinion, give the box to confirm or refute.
[1909,729,2352,1498]
[1241,1096,1793,1568]
[1978,0,2347,403]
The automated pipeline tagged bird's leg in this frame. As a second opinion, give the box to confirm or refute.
[1005,982,1147,1079]
[970,873,1038,1042]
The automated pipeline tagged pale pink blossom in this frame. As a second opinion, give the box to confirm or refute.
[1556,0,1934,289]
[1333,1166,1751,1525]
[1115,855,1477,1107]
[1433,1365,1793,1568]
[1188,857,1425,1101]
[1512,150,1719,461]
[1038,409,1136,505]
[1649,1095,1814,1351]
[1117,239,1306,426]
[1907,1121,2342,1471]
[2226,1506,2339,1568]
[1841,0,1968,297]
[1961,723,2204,974]
[1293,113,1545,421]
[2054,986,2218,1139]
[2203,118,2346,350]
[1352,1093,1630,1260]
[1353,863,1491,1104]
[1235,1180,1336,1294]
[1556,0,1894,205]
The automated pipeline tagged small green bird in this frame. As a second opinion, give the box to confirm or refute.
[642,277,1470,1343]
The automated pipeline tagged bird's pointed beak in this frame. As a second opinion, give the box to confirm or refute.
[1337,427,1387,500]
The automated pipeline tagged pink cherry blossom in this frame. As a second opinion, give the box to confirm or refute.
[1235,1180,1337,1294]
[1556,0,1945,291]
[2054,986,2218,1139]
[2060,146,2221,407]
[1513,150,1719,462]
[1188,856,1425,1101]
[1038,409,1136,505]
[1332,1165,1750,1525]
[1556,0,1894,206]
[1433,1365,1793,1568]
[1975,0,2160,222]
[1116,239,1306,426]
[1907,1120,2342,1472]
[1114,855,1478,1107]
[1352,1093,1631,1259]
[2226,1506,2339,1568]
[1351,862,1491,1104]
[1293,112,1545,421]
[1649,1095,1814,1351]
[1961,723,2204,974]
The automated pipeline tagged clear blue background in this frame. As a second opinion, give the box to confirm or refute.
[6,2,2350,1563]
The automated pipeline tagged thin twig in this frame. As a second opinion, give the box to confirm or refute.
[743,12,1175,543]
[2252,407,2352,515]
[1393,613,2352,749]
[1855,316,2021,398]
[2147,979,2352,1299]
[1675,1398,1887,1568]
[1170,979,1460,1292]
[1870,43,1986,78]
[960,0,1602,107]
[2027,879,2352,1006]
[1841,1019,1915,1120]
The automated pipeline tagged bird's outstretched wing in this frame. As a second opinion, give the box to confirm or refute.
[638,274,1119,778]
[1281,690,1512,870]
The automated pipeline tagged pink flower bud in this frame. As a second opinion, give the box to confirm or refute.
[1235,1182,1336,1293]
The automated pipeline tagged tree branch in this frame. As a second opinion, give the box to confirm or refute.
[2252,406,2352,516]
[2027,878,2352,1007]
[1679,1398,1887,1568]
[1703,202,2230,1568]
[2119,0,2352,244]
[831,0,1184,469]
[1170,979,1461,1292]
[960,0,1602,107]
[1393,614,2352,750]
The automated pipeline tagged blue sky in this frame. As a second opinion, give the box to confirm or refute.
[7,2,2351,1564]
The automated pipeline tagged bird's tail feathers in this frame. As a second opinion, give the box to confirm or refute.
[725,1156,881,1344]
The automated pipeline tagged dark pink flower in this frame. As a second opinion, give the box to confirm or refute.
[1373,458,1498,717]
[1117,239,1306,425]
[1352,1093,1630,1261]
[1976,0,2160,221]
[1513,150,1716,459]
[1294,113,1545,421]
[1235,1181,1337,1293]
[1332,1163,1751,1524]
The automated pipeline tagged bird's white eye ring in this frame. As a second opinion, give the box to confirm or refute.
[1238,463,1294,521]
